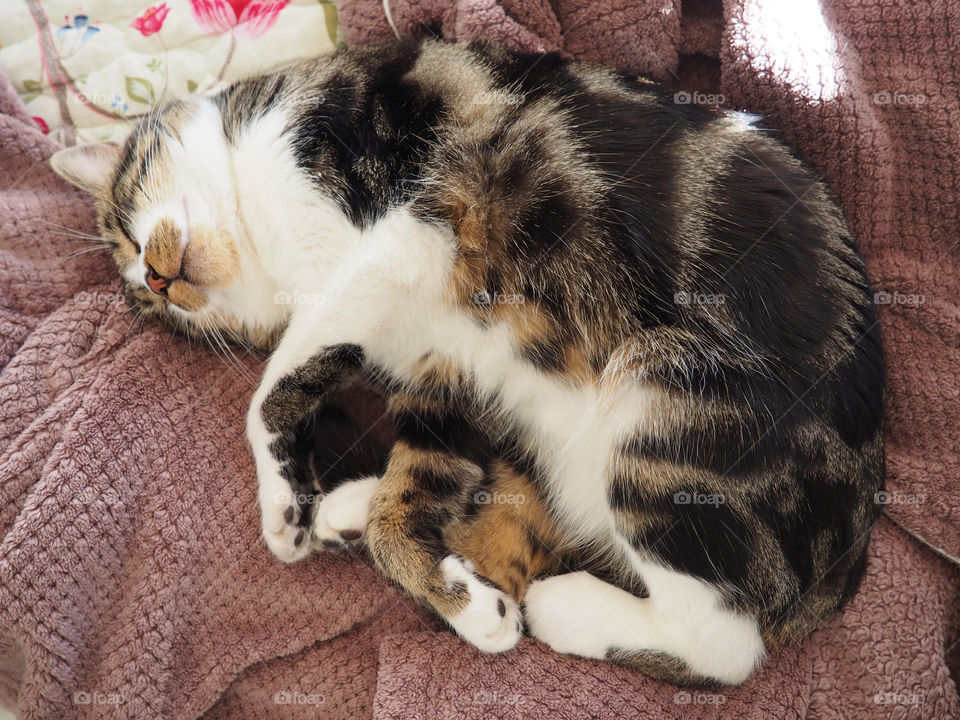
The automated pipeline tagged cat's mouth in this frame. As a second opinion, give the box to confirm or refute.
[142,252,208,312]
[151,273,208,313]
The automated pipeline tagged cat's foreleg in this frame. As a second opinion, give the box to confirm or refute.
[247,207,456,562]
[246,312,366,561]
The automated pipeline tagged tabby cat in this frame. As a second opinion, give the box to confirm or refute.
[51,39,884,686]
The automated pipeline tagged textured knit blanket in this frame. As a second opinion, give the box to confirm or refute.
[2,1,959,718]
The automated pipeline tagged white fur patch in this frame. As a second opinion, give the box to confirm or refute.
[256,466,312,563]
[312,476,380,548]
[524,570,765,685]
[440,555,522,653]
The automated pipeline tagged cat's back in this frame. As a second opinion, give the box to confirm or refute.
[251,41,880,402]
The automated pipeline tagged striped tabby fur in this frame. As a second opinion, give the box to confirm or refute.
[51,38,884,686]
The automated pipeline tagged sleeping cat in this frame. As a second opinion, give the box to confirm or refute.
[51,38,884,686]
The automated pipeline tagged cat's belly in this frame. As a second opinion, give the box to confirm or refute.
[369,296,657,542]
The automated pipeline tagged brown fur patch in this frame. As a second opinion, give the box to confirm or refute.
[409,353,467,392]
[184,227,241,287]
[447,250,489,308]
[433,176,518,308]
[144,217,183,279]
[446,461,566,601]
[367,439,476,617]
[165,280,207,312]
[491,300,554,346]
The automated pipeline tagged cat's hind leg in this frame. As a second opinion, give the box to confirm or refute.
[367,446,524,651]
[365,391,525,653]
[523,567,765,686]
[444,459,567,603]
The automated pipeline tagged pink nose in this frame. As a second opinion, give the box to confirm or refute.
[146,264,170,295]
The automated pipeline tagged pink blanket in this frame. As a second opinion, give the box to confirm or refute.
[2,1,959,717]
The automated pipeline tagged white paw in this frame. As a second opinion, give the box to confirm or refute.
[312,476,380,551]
[522,572,613,658]
[258,472,313,563]
[440,555,522,653]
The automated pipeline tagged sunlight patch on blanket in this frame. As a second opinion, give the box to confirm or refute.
[736,0,842,102]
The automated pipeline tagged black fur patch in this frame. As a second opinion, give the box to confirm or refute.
[393,407,492,468]
[261,343,365,434]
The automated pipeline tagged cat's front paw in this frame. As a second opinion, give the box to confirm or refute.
[259,472,313,563]
[312,476,380,552]
[440,555,523,653]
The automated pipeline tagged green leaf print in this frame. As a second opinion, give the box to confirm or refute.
[318,1,341,47]
[125,76,155,105]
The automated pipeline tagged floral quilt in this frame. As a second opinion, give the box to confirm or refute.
[0,0,341,146]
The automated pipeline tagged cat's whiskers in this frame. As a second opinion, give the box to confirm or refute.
[195,311,256,384]
[48,231,108,244]
[57,243,113,263]
[121,303,149,343]
[37,218,104,242]
[119,301,140,319]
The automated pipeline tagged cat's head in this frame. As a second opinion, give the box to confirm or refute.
[51,98,285,350]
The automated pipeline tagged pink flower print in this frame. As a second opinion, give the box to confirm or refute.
[189,0,291,39]
[131,3,171,37]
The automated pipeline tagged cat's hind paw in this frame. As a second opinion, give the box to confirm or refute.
[312,476,379,552]
[440,555,523,653]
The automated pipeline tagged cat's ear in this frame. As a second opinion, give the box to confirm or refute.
[50,142,123,198]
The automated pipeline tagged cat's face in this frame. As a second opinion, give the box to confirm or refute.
[51,98,284,349]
